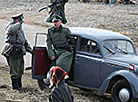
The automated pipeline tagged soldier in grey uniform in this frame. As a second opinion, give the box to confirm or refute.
[4,13,32,90]
[46,14,76,73]
[46,0,68,24]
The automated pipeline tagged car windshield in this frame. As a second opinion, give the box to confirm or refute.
[103,40,135,55]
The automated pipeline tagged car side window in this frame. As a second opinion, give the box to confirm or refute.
[79,38,100,54]
[80,38,89,52]
[90,42,100,54]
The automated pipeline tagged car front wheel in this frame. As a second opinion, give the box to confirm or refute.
[111,80,137,102]
[37,79,49,90]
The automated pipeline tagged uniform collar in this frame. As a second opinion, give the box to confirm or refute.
[51,25,63,33]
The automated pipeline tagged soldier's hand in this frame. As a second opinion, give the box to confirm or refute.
[71,45,75,48]
[50,56,56,60]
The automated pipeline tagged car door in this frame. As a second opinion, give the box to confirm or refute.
[74,38,102,89]
[32,33,51,79]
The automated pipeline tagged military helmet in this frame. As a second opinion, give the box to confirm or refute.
[11,13,23,20]
[52,14,63,23]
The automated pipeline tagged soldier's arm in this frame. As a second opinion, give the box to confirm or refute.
[8,22,21,33]
[66,28,76,45]
[46,30,55,58]
[25,41,33,54]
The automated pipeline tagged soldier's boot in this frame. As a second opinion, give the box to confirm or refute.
[125,0,130,4]
[18,77,22,89]
[11,78,20,90]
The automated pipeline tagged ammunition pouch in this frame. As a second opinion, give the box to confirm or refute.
[11,44,23,58]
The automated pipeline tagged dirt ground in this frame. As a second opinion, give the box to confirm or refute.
[0,62,111,102]
[0,0,138,102]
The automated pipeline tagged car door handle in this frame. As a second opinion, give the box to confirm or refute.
[75,57,80,63]
[75,57,80,60]
[41,53,46,56]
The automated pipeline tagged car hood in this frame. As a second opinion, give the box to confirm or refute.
[106,54,138,65]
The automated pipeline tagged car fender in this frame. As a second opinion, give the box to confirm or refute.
[98,70,138,98]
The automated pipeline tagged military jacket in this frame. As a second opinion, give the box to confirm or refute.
[5,22,31,55]
[5,22,26,44]
[47,25,75,58]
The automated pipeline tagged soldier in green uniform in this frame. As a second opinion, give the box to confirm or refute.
[46,14,76,73]
[3,13,32,90]
[46,0,68,24]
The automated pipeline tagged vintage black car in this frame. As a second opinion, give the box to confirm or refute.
[32,27,138,102]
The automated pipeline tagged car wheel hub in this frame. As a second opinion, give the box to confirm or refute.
[119,88,130,102]
[43,78,50,85]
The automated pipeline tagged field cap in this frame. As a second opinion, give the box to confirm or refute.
[11,13,23,20]
[52,14,63,23]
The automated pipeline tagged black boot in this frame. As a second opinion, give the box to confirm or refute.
[18,77,22,89]
[11,78,20,90]
[125,0,130,4]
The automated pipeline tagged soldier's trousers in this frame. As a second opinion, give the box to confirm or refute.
[53,49,73,73]
[6,56,24,79]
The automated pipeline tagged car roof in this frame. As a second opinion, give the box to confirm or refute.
[69,27,131,42]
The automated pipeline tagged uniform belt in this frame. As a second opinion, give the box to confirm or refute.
[55,43,72,52]
[6,41,24,45]
[12,43,24,46]
[55,43,68,49]
[56,46,66,50]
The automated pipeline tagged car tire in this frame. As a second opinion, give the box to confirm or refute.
[111,80,137,102]
[37,79,49,90]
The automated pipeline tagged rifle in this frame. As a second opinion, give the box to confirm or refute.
[38,0,68,12]
[38,6,49,12]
